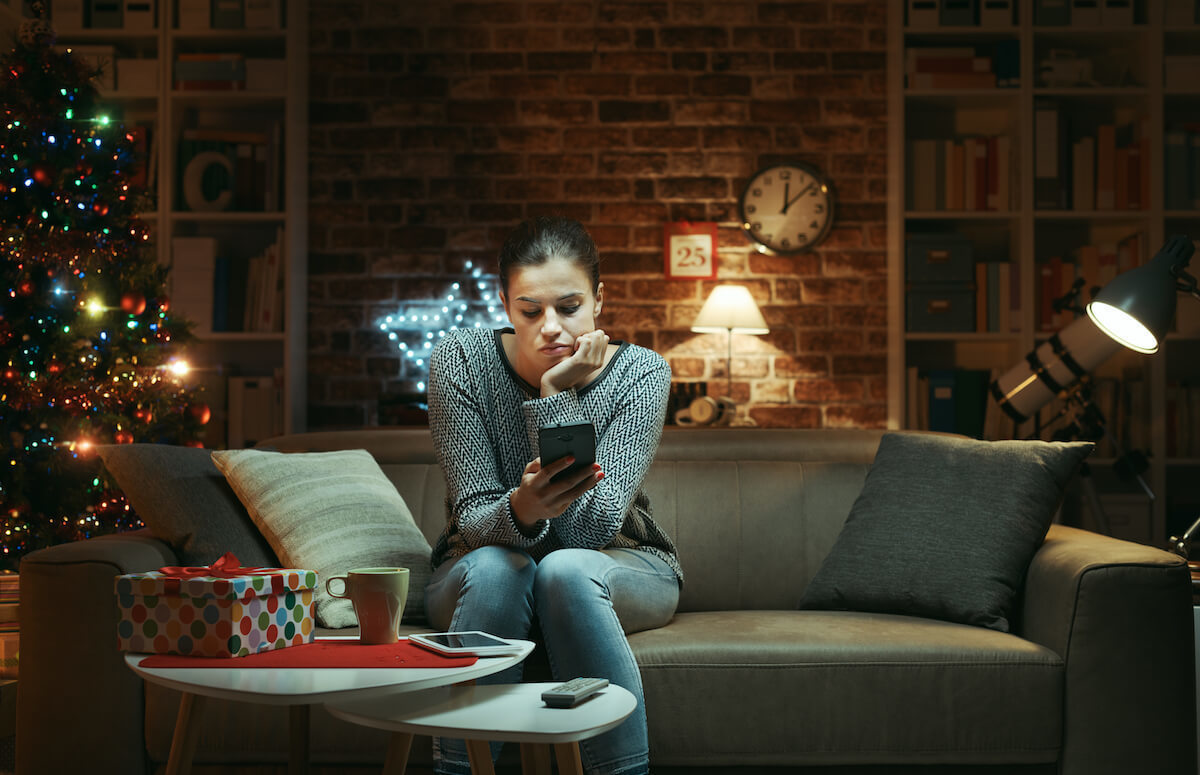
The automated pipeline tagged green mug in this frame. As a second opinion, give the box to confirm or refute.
[325,567,410,645]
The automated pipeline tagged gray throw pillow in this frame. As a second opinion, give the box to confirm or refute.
[97,444,277,568]
[798,432,1094,632]
[211,448,433,629]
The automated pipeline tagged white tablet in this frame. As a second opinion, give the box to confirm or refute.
[408,631,525,657]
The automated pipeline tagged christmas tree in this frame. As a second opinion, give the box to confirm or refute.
[0,10,208,570]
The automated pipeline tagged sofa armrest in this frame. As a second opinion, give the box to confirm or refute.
[1020,524,1195,775]
[17,532,177,775]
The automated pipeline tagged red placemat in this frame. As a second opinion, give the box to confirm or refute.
[137,638,478,669]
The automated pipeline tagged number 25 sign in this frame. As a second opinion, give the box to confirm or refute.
[663,222,718,280]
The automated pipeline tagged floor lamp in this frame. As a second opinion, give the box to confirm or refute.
[690,284,769,406]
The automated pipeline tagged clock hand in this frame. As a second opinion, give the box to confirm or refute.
[780,182,790,214]
[782,182,816,214]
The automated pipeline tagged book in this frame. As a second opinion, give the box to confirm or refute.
[1095,124,1116,210]
[169,237,217,333]
[1072,136,1095,211]
[1034,100,1068,209]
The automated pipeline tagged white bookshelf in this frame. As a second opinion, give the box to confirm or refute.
[888,0,1200,545]
[51,0,308,447]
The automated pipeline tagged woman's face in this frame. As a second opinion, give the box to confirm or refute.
[501,257,603,377]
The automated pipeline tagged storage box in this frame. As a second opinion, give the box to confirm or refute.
[906,235,975,285]
[116,58,158,93]
[115,566,317,657]
[906,285,976,332]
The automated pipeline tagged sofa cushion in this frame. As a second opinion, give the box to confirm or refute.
[798,433,1093,632]
[98,444,277,568]
[631,609,1063,767]
[211,448,433,628]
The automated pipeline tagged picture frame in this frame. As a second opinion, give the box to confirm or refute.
[663,221,718,280]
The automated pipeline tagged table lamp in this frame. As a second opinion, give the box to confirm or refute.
[690,284,769,398]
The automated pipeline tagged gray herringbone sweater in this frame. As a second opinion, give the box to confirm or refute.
[427,327,682,583]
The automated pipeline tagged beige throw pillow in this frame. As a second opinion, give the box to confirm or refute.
[211,448,432,628]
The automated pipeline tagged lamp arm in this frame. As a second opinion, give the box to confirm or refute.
[1174,267,1200,301]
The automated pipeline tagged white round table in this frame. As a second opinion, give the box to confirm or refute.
[125,635,535,775]
[325,681,637,775]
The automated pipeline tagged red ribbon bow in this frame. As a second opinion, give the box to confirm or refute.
[158,551,273,579]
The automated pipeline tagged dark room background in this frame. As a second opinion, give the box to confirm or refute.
[305,0,889,429]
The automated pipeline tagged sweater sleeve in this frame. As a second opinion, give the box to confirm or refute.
[529,352,671,550]
[427,333,550,551]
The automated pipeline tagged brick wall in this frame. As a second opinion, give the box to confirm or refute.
[306,0,889,429]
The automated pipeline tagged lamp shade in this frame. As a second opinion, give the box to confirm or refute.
[691,285,769,334]
[1085,235,1194,354]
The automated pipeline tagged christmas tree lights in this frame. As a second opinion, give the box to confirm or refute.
[0,9,207,569]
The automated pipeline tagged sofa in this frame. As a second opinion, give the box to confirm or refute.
[16,427,1198,774]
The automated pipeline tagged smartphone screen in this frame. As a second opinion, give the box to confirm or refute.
[538,422,596,483]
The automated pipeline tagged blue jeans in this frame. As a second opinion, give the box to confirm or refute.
[424,545,680,775]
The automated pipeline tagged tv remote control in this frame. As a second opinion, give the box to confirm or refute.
[541,677,609,708]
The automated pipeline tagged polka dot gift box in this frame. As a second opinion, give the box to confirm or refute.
[114,552,317,658]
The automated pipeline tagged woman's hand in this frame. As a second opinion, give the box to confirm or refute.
[509,455,604,530]
[540,329,609,397]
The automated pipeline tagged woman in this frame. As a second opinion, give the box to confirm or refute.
[425,215,682,775]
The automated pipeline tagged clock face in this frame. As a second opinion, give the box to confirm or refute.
[738,163,834,254]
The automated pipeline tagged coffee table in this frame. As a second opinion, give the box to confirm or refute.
[326,681,637,775]
[125,635,535,775]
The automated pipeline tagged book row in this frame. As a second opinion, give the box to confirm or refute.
[905,43,1020,90]
[169,227,285,336]
[1037,232,1146,331]
[51,0,282,31]
[1035,105,1149,212]
[176,123,284,213]
[1164,127,1200,211]
[907,0,1147,28]
[908,135,1012,212]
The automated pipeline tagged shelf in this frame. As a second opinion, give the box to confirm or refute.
[46,1,310,449]
[905,211,1018,220]
[198,332,287,343]
[170,212,287,223]
[170,29,286,41]
[168,91,288,104]
[905,332,1020,341]
[890,0,1196,547]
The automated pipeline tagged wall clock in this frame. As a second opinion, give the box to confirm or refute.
[737,162,834,254]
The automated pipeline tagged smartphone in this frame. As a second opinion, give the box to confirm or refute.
[408,631,524,657]
[538,422,597,483]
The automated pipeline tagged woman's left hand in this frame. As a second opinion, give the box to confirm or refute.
[540,329,609,396]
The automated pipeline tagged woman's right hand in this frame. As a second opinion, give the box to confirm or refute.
[509,455,604,529]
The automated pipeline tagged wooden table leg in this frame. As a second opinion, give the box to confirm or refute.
[552,742,585,775]
[288,704,309,775]
[519,741,552,775]
[381,732,414,775]
[164,692,206,775]
[465,739,496,775]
